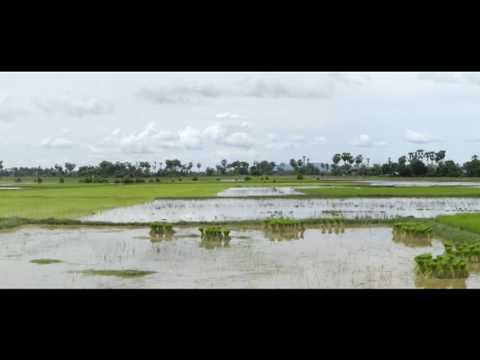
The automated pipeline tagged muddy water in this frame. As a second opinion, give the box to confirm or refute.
[82,197,480,223]
[1,225,474,288]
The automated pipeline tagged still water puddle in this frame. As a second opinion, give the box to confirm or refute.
[82,197,480,223]
[0,225,477,288]
[217,187,304,197]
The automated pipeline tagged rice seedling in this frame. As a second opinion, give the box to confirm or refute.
[393,222,433,236]
[415,253,469,279]
[441,241,480,263]
[149,222,175,241]
[198,226,231,248]
[199,226,231,240]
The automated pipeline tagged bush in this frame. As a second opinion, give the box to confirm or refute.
[36,177,43,183]
[148,178,155,183]
[122,177,134,184]
[178,178,183,181]
[135,178,146,183]
[59,177,65,183]
[155,178,161,183]
[297,174,304,180]
[216,178,221,181]
[244,176,251,181]
[15,178,22,183]
[192,176,198,181]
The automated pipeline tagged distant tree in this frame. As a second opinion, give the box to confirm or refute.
[435,150,446,164]
[410,159,428,176]
[196,162,202,172]
[205,167,215,176]
[64,162,76,175]
[332,154,341,167]
[354,154,364,168]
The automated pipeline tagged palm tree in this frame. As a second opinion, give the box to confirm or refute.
[355,154,363,168]
[196,162,202,172]
[332,154,341,167]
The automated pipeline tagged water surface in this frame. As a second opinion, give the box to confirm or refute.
[82,197,480,223]
[0,225,471,288]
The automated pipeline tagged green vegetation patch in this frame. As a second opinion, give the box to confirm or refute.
[30,259,63,265]
[79,269,156,278]
[199,226,231,239]
[393,222,432,236]
[415,253,468,279]
[436,213,480,235]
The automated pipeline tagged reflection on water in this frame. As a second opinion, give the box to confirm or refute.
[415,276,467,289]
[82,198,480,223]
[1,225,477,288]
[264,228,305,242]
[217,187,303,197]
[392,232,433,248]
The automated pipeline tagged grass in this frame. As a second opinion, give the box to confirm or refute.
[78,269,156,278]
[30,259,63,265]
[436,214,480,235]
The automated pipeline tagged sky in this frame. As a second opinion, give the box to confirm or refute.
[1,71,480,169]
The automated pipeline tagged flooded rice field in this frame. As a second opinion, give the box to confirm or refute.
[82,197,480,223]
[365,180,480,187]
[217,187,304,197]
[1,225,476,288]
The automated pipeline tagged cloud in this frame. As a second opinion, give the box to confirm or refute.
[35,96,113,117]
[0,96,28,122]
[94,121,257,155]
[405,129,437,144]
[327,72,370,86]
[40,137,74,149]
[137,82,222,104]
[417,72,462,84]
[215,112,242,119]
[138,74,362,104]
[203,121,254,148]
[353,134,387,147]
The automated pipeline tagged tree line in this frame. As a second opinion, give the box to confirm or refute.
[2,150,480,179]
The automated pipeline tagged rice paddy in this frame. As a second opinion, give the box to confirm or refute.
[2,177,480,288]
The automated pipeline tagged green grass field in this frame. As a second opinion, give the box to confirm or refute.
[436,214,480,235]
[2,176,480,219]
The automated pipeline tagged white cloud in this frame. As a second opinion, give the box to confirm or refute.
[178,126,203,149]
[137,74,360,104]
[215,112,242,119]
[353,134,387,147]
[40,137,74,149]
[405,129,437,144]
[35,96,113,117]
[93,120,257,155]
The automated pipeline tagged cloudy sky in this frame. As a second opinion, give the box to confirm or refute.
[1,71,480,169]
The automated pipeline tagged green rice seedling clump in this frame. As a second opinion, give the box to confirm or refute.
[199,226,231,240]
[393,222,432,236]
[415,253,468,279]
[150,222,175,235]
